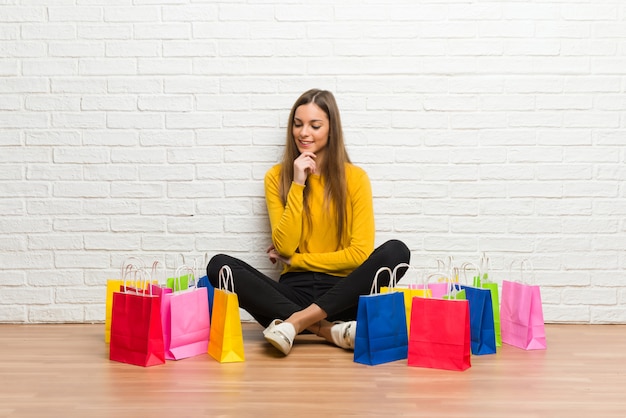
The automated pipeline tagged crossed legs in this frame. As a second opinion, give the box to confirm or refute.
[207,239,410,354]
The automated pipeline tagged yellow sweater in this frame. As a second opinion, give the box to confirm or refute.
[264,163,375,277]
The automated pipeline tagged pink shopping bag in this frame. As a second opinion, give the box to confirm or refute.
[162,266,211,360]
[500,260,546,350]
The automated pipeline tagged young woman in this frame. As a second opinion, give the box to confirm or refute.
[206,89,410,356]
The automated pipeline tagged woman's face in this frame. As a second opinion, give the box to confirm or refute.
[292,103,330,157]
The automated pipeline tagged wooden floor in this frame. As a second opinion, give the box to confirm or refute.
[1,323,625,418]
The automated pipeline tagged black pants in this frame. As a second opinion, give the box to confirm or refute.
[206,239,410,328]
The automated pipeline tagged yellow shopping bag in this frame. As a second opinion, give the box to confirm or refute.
[208,265,245,363]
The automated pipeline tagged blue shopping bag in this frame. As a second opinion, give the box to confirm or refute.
[459,284,496,355]
[197,274,215,317]
[354,267,408,366]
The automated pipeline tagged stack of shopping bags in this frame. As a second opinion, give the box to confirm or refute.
[105,253,546,370]
[353,254,547,372]
[105,256,244,367]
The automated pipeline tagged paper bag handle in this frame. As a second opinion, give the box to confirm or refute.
[426,272,447,283]
[151,260,166,285]
[436,255,454,271]
[426,272,462,298]
[174,265,196,291]
[195,252,210,279]
[391,262,412,288]
[479,252,491,282]
[219,265,235,292]
[120,256,145,282]
[508,259,536,285]
[122,267,152,296]
[369,267,393,295]
[436,256,455,280]
[417,272,446,299]
[394,263,428,290]
[121,266,136,293]
[460,261,480,285]
[447,273,464,298]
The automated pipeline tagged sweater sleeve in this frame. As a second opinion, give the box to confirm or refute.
[264,167,304,257]
[290,167,375,275]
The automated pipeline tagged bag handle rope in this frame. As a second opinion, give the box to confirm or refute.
[219,265,235,293]
[369,267,393,295]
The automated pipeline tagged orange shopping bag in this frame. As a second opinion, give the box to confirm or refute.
[208,265,245,363]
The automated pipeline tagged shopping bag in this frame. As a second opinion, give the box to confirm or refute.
[208,265,245,363]
[197,275,215,317]
[164,253,192,291]
[501,260,546,350]
[157,262,181,360]
[473,254,502,347]
[196,253,215,317]
[413,276,451,299]
[381,263,431,334]
[147,259,171,295]
[105,256,145,343]
[153,283,173,359]
[122,260,162,295]
[408,296,471,372]
[458,285,496,355]
[149,278,172,355]
[109,268,165,367]
[413,272,466,300]
[166,274,192,291]
[458,262,496,356]
[354,267,408,366]
[443,274,466,301]
[163,266,211,360]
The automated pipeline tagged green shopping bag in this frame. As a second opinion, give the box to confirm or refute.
[166,274,192,291]
[471,254,501,347]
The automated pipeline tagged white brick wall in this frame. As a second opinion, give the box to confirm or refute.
[1,1,625,324]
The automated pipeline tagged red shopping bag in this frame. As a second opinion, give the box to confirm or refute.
[162,266,211,360]
[501,260,546,350]
[105,256,145,343]
[408,296,471,372]
[109,268,165,367]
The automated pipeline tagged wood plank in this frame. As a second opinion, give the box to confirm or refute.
[0,323,625,417]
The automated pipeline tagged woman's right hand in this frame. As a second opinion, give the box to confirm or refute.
[266,244,292,266]
[293,152,316,185]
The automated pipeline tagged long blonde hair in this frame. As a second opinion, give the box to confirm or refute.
[279,89,351,247]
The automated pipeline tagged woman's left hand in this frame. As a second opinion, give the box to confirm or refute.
[266,244,292,266]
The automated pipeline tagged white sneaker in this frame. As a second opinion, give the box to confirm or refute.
[330,321,357,350]
[263,319,296,355]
